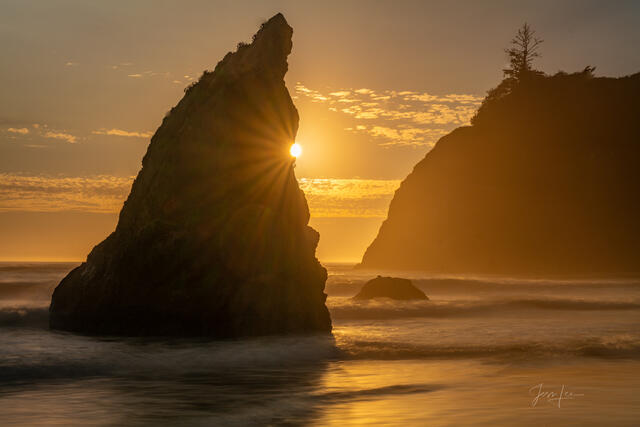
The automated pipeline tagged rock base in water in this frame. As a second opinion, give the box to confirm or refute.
[353,276,428,300]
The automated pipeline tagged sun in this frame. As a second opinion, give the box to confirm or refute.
[290,142,302,158]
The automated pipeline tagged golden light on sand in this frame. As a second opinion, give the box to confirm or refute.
[290,142,302,158]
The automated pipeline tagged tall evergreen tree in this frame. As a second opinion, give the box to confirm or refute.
[503,23,543,80]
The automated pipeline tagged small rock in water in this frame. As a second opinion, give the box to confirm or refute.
[353,276,428,300]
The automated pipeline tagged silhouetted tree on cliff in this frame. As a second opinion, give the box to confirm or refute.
[472,23,545,124]
[503,23,543,81]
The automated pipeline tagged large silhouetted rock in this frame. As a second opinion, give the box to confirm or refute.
[50,14,332,336]
[353,276,428,300]
[360,70,640,275]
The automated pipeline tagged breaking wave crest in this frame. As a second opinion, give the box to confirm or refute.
[336,334,640,361]
[328,297,640,320]
[0,306,49,328]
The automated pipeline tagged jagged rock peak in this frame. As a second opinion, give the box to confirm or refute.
[213,13,293,80]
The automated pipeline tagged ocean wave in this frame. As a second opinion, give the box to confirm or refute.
[336,334,640,361]
[0,263,75,283]
[317,383,442,402]
[0,262,77,272]
[327,297,640,320]
[326,275,640,296]
[0,306,49,328]
[3,296,638,330]
[0,333,341,383]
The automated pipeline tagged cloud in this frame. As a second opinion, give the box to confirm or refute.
[7,128,29,135]
[329,91,351,97]
[296,84,482,147]
[126,70,172,80]
[0,175,399,219]
[355,88,374,95]
[43,131,77,143]
[3,124,79,143]
[4,123,151,144]
[0,174,133,213]
[299,178,400,218]
[111,62,133,70]
[92,128,152,138]
[294,83,329,102]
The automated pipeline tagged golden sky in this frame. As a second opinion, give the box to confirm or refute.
[1,0,640,262]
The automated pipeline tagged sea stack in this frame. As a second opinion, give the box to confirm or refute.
[360,70,640,275]
[353,276,428,300]
[50,14,332,336]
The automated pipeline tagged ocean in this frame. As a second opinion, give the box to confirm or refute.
[1,262,639,426]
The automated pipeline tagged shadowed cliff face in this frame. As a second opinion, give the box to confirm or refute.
[360,71,640,276]
[50,13,332,336]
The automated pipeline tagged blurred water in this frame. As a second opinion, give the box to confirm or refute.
[1,262,639,425]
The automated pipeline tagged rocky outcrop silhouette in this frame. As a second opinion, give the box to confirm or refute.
[50,14,332,336]
[360,70,640,275]
[353,276,428,300]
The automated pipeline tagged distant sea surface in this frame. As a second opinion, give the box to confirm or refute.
[1,262,639,426]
